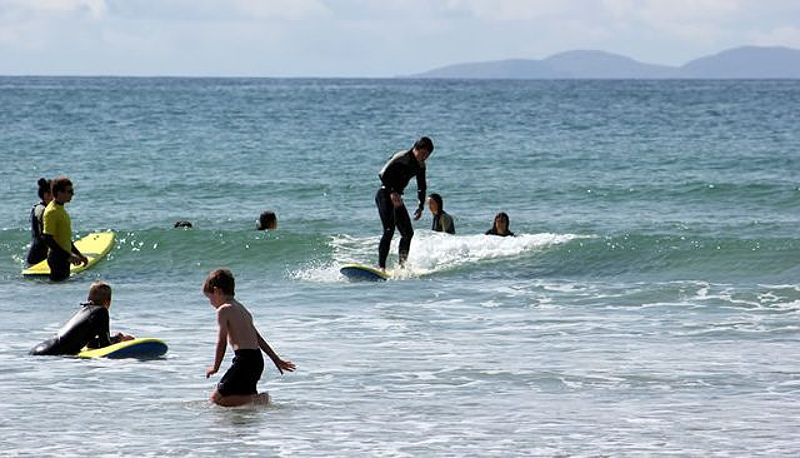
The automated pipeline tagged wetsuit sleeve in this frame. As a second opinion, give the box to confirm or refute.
[43,234,72,257]
[31,205,44,239]
[71,242,83,257]
[415,167,427,212]
[86,307,114,349]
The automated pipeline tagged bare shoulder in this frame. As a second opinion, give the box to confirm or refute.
[216,303,234,319]
[231,299,253,318]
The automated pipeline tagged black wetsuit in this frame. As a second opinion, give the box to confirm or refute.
[485,228,515,237]
[376,149,427,268]
[26,202,49,265]
[30,304,118,356]
[432,211,455,235]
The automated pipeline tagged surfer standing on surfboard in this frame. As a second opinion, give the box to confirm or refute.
[375,136,433,271]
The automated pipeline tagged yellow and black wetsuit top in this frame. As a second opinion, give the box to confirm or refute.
[42,201,72,254]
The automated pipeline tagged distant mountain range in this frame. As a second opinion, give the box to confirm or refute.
[409,46,800,79]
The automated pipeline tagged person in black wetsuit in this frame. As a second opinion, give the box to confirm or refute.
[26,178,53,265]
[485,212,515,237]
[30,281,134,356]
[375,136,434,270]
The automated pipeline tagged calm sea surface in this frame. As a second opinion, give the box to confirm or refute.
[1,77,799,456]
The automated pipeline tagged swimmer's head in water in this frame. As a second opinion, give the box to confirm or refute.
[257,211,277,230]
[493,212,510,233]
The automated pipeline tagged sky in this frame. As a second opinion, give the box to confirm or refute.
[0,0,799,77]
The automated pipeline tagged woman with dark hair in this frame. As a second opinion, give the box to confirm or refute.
[26,178,53,265]
[486,212,514,237]
[428,193,455,234]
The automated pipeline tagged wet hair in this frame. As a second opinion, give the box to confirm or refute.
[257,211,277,230]
[493,212,510,230]
[51,176,73,195]
[174,220,193,228]
[413,136,434,154]
[203,268,235,296]
[429,193,444,212]
[88,281,112,305]
[36,178,52,200]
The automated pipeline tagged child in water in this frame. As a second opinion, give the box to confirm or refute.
[204,268,295,407]
[30,281,134,356]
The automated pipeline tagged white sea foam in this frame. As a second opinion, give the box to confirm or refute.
[320,231,590,280]
[291,231,588,282]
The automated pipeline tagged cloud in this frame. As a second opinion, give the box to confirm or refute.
[0,0,798,76]
[0,0,106,20]
[233,0,329,20]
[441,0,569,21]
[0,0,106,49]
[115,0,331,21]
[752,26,800,48]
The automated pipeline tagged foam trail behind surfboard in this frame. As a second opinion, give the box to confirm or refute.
[291,232,590,283]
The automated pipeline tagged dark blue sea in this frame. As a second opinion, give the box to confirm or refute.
[1,77,799,456]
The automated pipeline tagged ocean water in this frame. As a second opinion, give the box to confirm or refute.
[1,77,799,456]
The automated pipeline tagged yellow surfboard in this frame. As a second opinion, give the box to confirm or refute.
[22,231,115,277]
[78,338,168,359]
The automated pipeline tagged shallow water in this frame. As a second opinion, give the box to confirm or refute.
[1,77,799,456]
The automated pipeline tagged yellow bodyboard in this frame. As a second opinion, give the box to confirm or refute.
[22,231,115,277]
[78,337,168,359]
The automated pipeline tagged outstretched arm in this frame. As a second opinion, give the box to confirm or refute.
[206,313,228,378]
[256,331,296,374]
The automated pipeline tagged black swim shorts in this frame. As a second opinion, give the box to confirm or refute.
[217,349,264,396]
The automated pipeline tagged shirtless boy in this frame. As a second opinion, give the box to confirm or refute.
[203,268,296,407]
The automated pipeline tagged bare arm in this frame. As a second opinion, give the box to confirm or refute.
[206,311,229,378]
[256,330,296,374]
